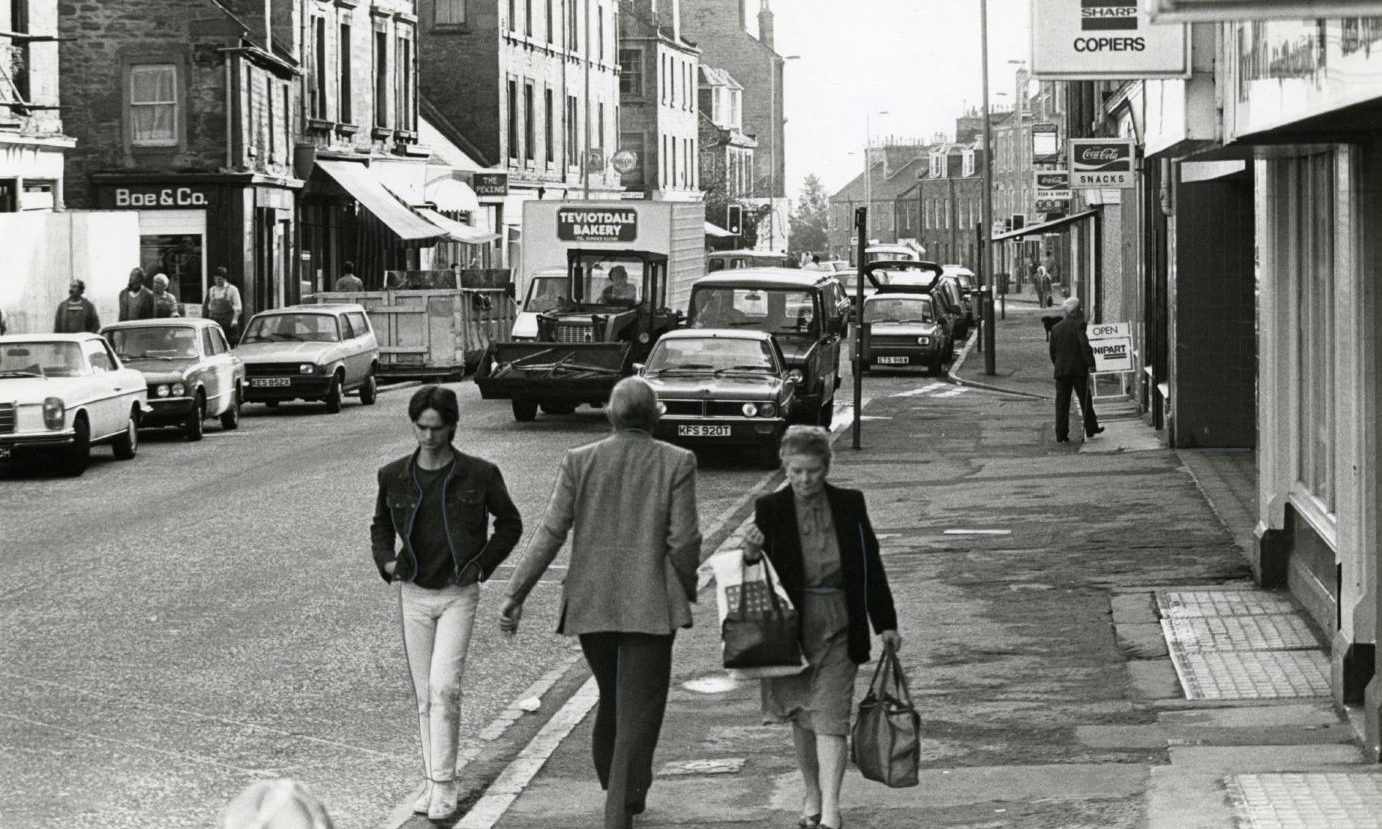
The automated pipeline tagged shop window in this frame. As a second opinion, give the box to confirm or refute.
[1292,153,1336,512]
[141,234,204,305]
[129,64,178,147]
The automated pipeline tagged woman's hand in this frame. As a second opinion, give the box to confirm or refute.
[499,597,524,636]
[741,523,765,562]
[880,629,902,653]
[384,560,397,576]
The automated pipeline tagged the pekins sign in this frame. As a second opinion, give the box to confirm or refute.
[1069,139,1136,188]
[556,207,639,242]
[1031,0,1189,80]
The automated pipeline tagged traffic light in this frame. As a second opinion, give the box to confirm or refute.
[726,203,743,235]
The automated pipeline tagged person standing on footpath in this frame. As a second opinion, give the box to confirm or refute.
[499,377,702,829]
[118,268,154,321]
[370,385,523,820]
[742,425,902,829]
[54,280,100,333]
[1049,296,1103,443]
[204,267,243,342]
[150,274,181,317]
[335,261,364,292]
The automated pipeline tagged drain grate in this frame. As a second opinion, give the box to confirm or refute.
[1167,650,1331,700]
[1228,772,1382,828]
[1161,614,1320,652]
[1156,589,1298,618]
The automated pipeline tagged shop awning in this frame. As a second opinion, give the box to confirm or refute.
[425,176,481,213]
[991,208,1099,242]
[705,221,737,238]
[418,208,501,245]
[316,160,447,242]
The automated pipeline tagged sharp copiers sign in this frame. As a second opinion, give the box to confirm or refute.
[1032,0,1190,79]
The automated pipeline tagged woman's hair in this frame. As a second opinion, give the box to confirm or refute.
[607,376,658,431]
[218,779,334,829]
[152,274,170,288]
[779,425,833,466]
[408,385,460,428]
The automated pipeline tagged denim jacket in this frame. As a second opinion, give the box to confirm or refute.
[371,448,523,585]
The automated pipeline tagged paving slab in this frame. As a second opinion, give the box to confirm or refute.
[1228,772,1382,829]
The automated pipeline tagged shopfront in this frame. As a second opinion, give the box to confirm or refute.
[92,174,298,318]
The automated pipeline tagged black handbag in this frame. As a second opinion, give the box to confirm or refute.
[851,642,920,788]
[721,559,803,669]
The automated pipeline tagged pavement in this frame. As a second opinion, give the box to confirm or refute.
[393,301,1377,829]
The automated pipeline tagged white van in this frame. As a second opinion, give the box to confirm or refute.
[510,267,569,340]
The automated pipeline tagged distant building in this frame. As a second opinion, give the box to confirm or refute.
[904,141,984,268]
[1,0,74,212]
[827,141,928,260]
[617,0,701,199]
[698,64,756,233]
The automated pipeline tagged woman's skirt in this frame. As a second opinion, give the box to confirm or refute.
[760,590,857,736]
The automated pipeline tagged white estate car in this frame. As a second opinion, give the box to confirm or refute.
[0,333,148,475]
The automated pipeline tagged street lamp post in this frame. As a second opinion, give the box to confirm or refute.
[862,110,888,251]
[767,54,800,252]
[979,0,996,374]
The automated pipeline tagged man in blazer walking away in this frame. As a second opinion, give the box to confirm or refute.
[1049,296,1103,442]
[500,377,702,829]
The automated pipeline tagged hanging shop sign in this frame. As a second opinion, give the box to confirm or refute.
[1147,0,1382,21]
[556,207,638,242]
[1032,124,1061,164]
[472,172,509,198]
[1069,139,1136,188]
[1035,170,1072,201]
[1031,0,1189,80]
[1089,322,1134,372]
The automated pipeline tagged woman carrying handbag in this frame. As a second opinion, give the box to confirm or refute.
[742,426,902,829]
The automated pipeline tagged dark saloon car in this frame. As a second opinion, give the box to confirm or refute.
[640,329,800,468]
[858,293,948,375]
[101,317,245,440]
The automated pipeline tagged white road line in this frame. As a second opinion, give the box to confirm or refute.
[893,382,946,398]
[934,389,966,398]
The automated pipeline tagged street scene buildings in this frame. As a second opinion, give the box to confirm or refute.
[7,1,1382,828]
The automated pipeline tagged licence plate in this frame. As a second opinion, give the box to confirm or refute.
[878,356,910,365]
[678,424,731,438]
[252,377,292,388]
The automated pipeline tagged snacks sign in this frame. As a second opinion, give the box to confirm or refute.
[1069,140,1136,188]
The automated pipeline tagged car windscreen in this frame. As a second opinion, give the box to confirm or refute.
[0,342,86,378]
[107,326,199,360]
[241,314,341,343]
[525,275,570,312]
[864,297,934,324]
[647,337,775,374]
[690,287,816,336]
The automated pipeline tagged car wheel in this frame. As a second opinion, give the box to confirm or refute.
[112,409,138,459]
[757,442,780,470]
[220,386,241,430]
[61,415,90,476]
[184,395,205,442]
[324,373,344,413]
[512,399,538,422]
[359,372,378,405]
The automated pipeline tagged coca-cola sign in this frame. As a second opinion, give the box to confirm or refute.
[1069,139,1135,188]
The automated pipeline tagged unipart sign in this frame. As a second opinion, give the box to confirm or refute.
[1069,139,1136,188]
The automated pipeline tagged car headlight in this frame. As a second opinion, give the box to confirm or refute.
[741,403,759,417]
[155,384,170,397]
[656,401,667,415]
[917,336,930,345]
[171,382,186,396]
[299,363,316,374]
[758,402,776,418]
[42,397,65,429]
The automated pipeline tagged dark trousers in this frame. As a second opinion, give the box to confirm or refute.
[1055,374,1099,440]
[579,631,675,829]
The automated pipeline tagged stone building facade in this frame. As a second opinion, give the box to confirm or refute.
[2,0,74,212]
[617,0,700,199]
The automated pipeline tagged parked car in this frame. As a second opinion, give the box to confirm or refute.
[685,269,849,425]
[858,292,949,375]
[942,264,978,328]
[101,318,245,440]
[640,329,800,468]
[817,259,851,274]
[235,304,380,412]
[706,249,790,272]
[0,333,146,475]
[865,262,962,356]
[864,243,924,264]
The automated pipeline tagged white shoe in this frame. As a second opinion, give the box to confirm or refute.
[412,782,432,815]
[428,779,458,820]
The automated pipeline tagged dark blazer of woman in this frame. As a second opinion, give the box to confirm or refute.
[753,483,897,665]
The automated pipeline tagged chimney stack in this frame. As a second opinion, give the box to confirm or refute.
[758,0,774,47]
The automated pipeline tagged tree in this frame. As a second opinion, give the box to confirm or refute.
[789,174,830,256]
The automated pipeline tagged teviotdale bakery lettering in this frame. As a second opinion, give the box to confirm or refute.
[556,208,638,242]
[1074,0,1144,52]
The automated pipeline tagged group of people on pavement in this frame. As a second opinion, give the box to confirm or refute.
[46,266,243,340]
[368,378,901,829]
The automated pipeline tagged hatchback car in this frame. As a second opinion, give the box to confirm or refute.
[640,329,799,468]
[858,293,948,375]
[0,333,146,475]
[102,318,245,440]
[235,304,380,412]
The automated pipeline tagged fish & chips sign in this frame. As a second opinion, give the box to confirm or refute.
[1032,0,1189,80]
[556,208,639,242]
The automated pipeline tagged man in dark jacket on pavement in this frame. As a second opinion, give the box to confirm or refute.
[1049,296,1102,442]
[54,280,101,333]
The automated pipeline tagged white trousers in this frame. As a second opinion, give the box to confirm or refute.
[400,580,480,783]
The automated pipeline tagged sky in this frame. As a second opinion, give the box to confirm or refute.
[769,0,1034,198]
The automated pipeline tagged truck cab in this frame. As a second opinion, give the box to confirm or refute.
[511,267,568,340]
[685,268,849,425]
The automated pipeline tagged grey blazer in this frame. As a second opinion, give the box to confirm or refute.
[505,429,702,636]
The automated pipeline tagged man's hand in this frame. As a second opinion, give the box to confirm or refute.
[880,629,903,653]
[499,597,524,636]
